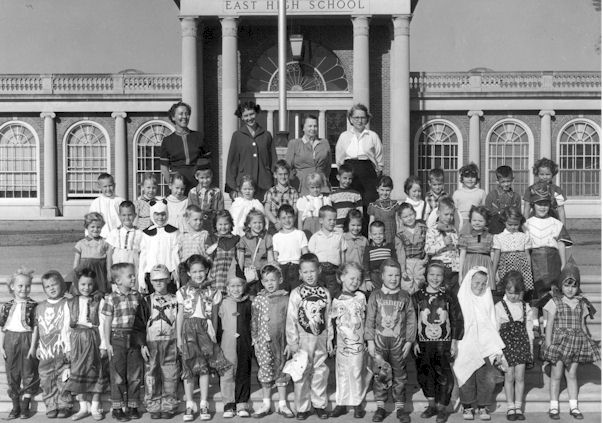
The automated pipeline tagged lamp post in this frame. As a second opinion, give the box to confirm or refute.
[275,0,289,147]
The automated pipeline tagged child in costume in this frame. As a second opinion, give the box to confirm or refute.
[396,202,428,294]
[206,210,240,294]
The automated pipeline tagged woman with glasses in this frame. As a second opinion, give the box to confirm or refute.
[335,103,384,226]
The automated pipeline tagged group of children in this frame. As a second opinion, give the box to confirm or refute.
[1,156,599,422]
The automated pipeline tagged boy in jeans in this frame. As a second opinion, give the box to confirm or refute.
[102,263,145,421]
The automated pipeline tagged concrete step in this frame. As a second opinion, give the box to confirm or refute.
[0,360,598,413]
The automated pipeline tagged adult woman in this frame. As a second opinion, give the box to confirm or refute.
[286,114,332,195]
[225,101,278,200]
[159,101,208,193]
[335,103,384,206]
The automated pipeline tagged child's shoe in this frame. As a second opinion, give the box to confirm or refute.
[314,408,329,420]
[127,408,141,420]
[463,407,475,421]
[182,408,194,422]
[111,409,130,422]
[276,405,294,419]
[8,399,21,420]
[372,407,386,423]
[47,410,59,419]
[236,409,250,418]
[251,404,271,418]
[353,406,365,419]
[71,408,89,421]
[19,397,31,419]
[57,408,72,419]
[199,407,211,421]
[160,411,175,420]
[330,405,347,418]
[421,405,438,419]
[478,408,491,421]
[436,408,449,423]
[569,408,584,420]
[396,408,411,423]
[222,409,235,419]
[150,412,162,420]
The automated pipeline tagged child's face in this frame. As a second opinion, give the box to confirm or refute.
[438,205,455,225]
[320,211,337,232]
[195,170,212,189]
[227,279,245,299]
[370,226,385,245]
[561,280,578,299]
[116,266,136,291]
[470,212,487,232]
[400,207,416,227]
[428,179,444,195]
[278,212,295,230]
[151,278,169,295]
[308,183,322,197]
[43,278,63,300]
[340,267,362,293]
[261,272,281,293]
[377,186,392,201]
[216,216,232,235]
[88,221,103,238]
[141,179,158,199]
[426,266,444,291]
[349,218,362,236]
[274,167,290,187]
[462,175,477,189]
[249,215,265,235]
[119,207,136,229]
[170,179,186,199]
[187,211,204,232]
[240,181,255,200]
[505,286,523,303]
[537,166,553,183]
[337,172,353,189]
[153,211,168,227]
[533,201,550,218]
[407,183,422,201]
[470,272,488,296]
[98,178,115,198]
[381,265,401,291]
[299,261,319,286]
[188,263,208,285]
[78,276,95,297]
[497,176,513,192]
[11,275,31,300]
[505,218,521,233]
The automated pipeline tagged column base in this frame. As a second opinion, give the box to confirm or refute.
[40,206,59,217]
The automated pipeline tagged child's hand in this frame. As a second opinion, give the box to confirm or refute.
[401,341,412,359]
[450,341,458,359]
[105,345,114,360]
[205,243,218,255]
[367,341,375,358]
[100,349,108,359]
[27,346,36,359]
[283,345,291,358]
[413,343,421,356]
[365,281,374,292]
[141,346,150,362]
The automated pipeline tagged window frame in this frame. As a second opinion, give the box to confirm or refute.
[0,120,40,204]
[484,118,535,195]
[132,119,174,198]
[62,120,111,201]
[413,119,464,196]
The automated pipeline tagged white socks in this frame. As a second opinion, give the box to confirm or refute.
[278,400,288,409]
[569,399,578,410]
[550,400,559,410]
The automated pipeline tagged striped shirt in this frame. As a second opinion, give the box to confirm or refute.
[330,187,362,227]
[363,241,397,276]
[101,290,143,330]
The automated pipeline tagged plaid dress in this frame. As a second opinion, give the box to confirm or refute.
[541,296,600,366]
[208,235,240,293]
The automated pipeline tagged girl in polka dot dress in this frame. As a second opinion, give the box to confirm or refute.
[250,265,293,418]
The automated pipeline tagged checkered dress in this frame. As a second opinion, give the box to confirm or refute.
[208,235,240,293]
[541,297,600,366]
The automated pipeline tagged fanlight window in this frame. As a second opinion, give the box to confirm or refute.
[416,120,461,195]
[134,121,173,197]
[65,122,109,199]
[0,122,38,199]
[487,120,531,195]
[558,120,600,197]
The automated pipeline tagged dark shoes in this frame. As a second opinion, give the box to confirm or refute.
[7,407,20,420]
[436,408,449,423]
[330,406,347,418]
[354,406,366,419]
[112,409,130,422]
[46,410,58,419]
[160,411,175,419]
[421,406,438,419]
[19,398,31,419]
[150,412,162,419]
[56,408,70,419]
[373,407,387,422]
[315,408,329,419]
[397,408,411,423]
[127,408,141,420]
[296,411,311,420]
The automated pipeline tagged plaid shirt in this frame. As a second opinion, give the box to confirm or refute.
[187,186,224,211]
[178,229,209,261]
[424,190,448,212]
[101,289,143,330]
[396,222,428,259]
[263,184,300,218]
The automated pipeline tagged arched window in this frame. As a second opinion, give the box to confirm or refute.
[414,120,463,195]
[0,122,39,199]
[486,119,534,195]
[64,121,110,199]
[133,120,174,197]
[557,119,601,197]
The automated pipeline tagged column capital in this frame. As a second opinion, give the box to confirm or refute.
[351,15,370,36]
[220,16,239,38]
[539,109,556,117]
[40,112,56,119]
[467,110,484,118]
[111,112,127,119]
[392,14,412,36]
[180,16,199,38]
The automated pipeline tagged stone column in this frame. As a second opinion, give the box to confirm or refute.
[318,110,326,139]
[112,112,128,199]
[352,15,370,107]
[220,17,239,190]
[467,110,484,165]
[539,110,555,159]
[181,17,202,131]
[40,112,57,217]
[390,15,411,199]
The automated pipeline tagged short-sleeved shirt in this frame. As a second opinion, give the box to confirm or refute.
[308,230,347,265]
[273,230,308,264]
[75,237,110,259]
[237,233,274,268]
[263,184,300,218]
[452,186,487,221]
[458,229,493,254]
[178,229,209,262]
[492,229,530,252]
[525,216,572,248]
[101,290,143,330]
[343,233,368,265]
